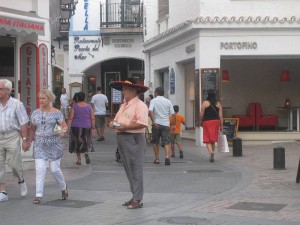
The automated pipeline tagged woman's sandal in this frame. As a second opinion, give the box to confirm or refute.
[153,159,160,164]
[209,153,214,162]
[62,187,69,200]
[127,200,143,209]
[122,199,133,206]
[33,197,42,204]
[85,153,90,164]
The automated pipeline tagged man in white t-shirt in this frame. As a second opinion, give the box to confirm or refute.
[60,88,70,122]
[91,86,108,141]
[149,87,175,166]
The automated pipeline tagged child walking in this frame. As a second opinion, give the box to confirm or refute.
[170,105,186,158]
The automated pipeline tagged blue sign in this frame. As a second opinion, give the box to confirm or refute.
[84,0,89,30]
[170,68,175,95]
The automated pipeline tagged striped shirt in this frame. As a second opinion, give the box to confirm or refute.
[0,97,29,133]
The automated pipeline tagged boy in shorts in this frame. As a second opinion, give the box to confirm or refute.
[170,105,186,158]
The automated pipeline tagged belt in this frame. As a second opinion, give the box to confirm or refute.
[0,130,18,135]
[117,132,134,135]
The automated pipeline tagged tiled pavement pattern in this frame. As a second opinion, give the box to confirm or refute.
[1,129,299,225]
[194,142,300,224]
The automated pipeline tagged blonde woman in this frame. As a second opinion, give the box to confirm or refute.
[28,89,68,204]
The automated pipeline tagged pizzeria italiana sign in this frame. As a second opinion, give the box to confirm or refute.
[0,16,45,36]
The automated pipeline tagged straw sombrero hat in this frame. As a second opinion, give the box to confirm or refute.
[109,79,149,94]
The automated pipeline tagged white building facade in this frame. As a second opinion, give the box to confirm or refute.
[66,0,144,108]
[143,0,300,144]
[0,0,51,114]
[0,0,51,164]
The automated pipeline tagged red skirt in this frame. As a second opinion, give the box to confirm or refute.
[203,120,220,143]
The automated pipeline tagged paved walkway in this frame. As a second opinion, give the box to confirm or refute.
[1,129,300,225]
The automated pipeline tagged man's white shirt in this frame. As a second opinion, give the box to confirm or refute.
[60,93,69,108]
[91,93,108,115]
[149,96,174,126]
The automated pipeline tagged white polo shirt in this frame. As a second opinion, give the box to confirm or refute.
[60,93,69,108]
[91,93,108,115]
[149,96,174,126]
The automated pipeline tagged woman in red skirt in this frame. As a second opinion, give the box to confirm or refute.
[200,90,223,162]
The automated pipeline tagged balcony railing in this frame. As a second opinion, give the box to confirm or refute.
[100,2,143,29]
[59,0,78,37]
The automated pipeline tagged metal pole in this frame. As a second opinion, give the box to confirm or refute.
[296,158,300,183]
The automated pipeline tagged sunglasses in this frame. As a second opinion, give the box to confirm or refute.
[41,114,46,130]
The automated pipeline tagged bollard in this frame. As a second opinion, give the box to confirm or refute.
[232,138,242,157]
[273,147,285,170]
[296,158,300,183]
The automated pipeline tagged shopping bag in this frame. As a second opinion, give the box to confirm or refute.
[200,126,206,147]
[217,132,230,153]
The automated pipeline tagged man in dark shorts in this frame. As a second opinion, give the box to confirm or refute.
[91,87,108,141]
[149,87,175,165]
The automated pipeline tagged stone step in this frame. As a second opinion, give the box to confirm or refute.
[181,130,300,145]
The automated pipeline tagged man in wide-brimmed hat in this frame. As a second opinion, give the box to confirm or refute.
[109,78,149,209]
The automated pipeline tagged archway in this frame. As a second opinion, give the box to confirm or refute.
[82,57,144,115]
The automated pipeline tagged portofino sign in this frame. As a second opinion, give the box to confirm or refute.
[220,42,257,50]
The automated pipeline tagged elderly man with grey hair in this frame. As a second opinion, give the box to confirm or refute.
[0,79,31,202]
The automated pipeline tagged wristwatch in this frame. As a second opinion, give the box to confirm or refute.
[22,137,27,140]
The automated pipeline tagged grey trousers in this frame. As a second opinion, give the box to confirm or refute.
[117,133,146,201]
[0,131,24,183]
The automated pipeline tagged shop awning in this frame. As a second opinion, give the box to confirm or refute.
[0,7,45,36]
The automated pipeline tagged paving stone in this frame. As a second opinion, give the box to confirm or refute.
[227,202,287,212]
[1,130,300,225]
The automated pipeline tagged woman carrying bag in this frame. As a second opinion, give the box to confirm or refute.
[29,89,69,204]
[200,90,223,162]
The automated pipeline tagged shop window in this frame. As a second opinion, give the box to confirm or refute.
[87,76,96,102]
[158,0,169,20]
[53,69,64,109]
[0,36,15,91]
[159,70,169,99]
[104,72,120,104]
[69,82,82,99]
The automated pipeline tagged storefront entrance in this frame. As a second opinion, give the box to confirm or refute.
[82,57,144,115]
[221,57,300,131]
[52,66,64,109]
[0,36,15,95]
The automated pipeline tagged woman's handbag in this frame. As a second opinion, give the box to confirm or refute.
[53,124,62,136]
[217,132,230,153]
[209,103,220,119]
